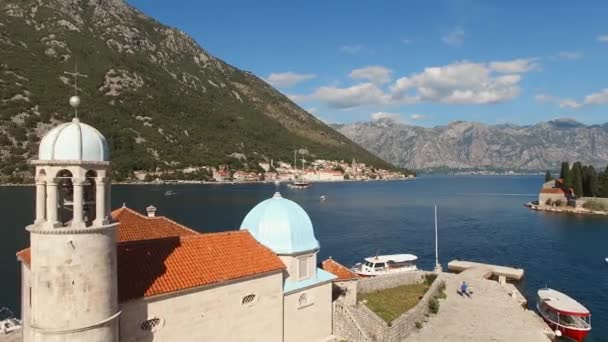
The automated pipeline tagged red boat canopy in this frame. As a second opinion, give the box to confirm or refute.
[538,288,590,317]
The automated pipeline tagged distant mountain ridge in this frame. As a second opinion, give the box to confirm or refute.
[0,0,396,182]
[333,119,608,171]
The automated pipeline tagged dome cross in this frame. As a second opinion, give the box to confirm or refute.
[64,61,88,119]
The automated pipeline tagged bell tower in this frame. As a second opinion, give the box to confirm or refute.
[24,72,119,342]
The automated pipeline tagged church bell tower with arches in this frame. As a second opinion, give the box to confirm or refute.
[24,80,119,341]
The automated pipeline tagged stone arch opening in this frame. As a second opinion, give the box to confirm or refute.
[84,170,97,225]
[56,169,74,226]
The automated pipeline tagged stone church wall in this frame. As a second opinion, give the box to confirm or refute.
[283,281,333,342]
[118,271,283,342]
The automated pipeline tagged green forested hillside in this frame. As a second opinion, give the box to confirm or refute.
[0,0,401,182]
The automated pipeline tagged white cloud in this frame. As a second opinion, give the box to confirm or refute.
[349,66,392,84]
[265,72,316,88]
[306,107,318,115]
[556,51,583,60]
[597,35,608,42]
[402,39,413,45]
[310,83,389,109]
[410,113,426,120]
[539,89,608,109]
[559,99,582,109]
[583,89,608,105]
[489,58,539,73]
[339,44,364,54]
[391,60,526,104]
[371,112,401,122]
[293,58,536,108]
[442,26,465,47]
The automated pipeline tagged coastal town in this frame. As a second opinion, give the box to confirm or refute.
[132,158,413,184]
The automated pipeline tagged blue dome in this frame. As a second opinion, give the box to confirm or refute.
[241,192,319,254]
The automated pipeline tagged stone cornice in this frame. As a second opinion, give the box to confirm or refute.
[27,222,118,234]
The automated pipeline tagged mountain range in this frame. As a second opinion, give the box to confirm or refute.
[333,118,608,172]
[0,0,397,183]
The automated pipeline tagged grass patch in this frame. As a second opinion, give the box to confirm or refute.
[360,283,430,323]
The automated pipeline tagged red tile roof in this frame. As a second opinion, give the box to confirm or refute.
[117,231,285,302]
[17,206,286,302]
[540,188,570,194]
[112,207,199,242]
[322,258,358,281]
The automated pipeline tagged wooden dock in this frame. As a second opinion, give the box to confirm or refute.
[447,260,525,281]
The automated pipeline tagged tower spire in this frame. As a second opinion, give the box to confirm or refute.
[64,59,88,119]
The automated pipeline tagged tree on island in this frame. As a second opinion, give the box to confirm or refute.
[559,162,570,180]
[571,162,584,197]
[544,170,553,182]
[599,166,608,198]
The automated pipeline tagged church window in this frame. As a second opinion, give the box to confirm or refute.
[242,294,257,306]
[140,317,163,332]
[298,257,309,279]
[297,293,313,309]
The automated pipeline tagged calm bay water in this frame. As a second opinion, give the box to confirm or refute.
[1,175,607,341]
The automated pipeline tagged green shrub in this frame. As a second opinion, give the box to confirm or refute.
[582,199,608,211]
[428,297,439,314]
[424,273,437,286]
[415,322,422,329]
[545,198,553,205]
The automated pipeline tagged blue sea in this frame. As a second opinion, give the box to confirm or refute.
[1,175,607,341]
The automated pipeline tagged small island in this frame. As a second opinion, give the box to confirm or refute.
[529,161,608,215]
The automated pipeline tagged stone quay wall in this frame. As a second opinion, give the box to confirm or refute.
[357,271,426,295]
[333,271,445,342]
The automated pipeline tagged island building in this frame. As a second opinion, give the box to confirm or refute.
[15,94,337,341]
[538,178,573,205]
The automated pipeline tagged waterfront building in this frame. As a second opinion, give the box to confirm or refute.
[15,95,336,342]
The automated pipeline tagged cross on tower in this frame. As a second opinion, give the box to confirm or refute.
[64,61,88,118]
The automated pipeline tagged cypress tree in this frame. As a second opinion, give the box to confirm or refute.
[571,162,584,197]
[588,166,599,197]
[544,170,553,182]
[560,162,570,180]
[599,166,608,198]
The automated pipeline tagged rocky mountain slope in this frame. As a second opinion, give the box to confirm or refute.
[334,119,608,171]
[0,0,396,182]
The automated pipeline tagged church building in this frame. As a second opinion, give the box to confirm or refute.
[16,94,336,341]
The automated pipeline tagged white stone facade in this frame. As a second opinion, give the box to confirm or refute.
[284,282,334,342]
[119,272,284,342]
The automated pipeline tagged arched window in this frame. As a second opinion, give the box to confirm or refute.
[298,293,312,309]
[242,294,257,306]
[140,317,163,332]
[56,169,73,226]
[84,170,97,225]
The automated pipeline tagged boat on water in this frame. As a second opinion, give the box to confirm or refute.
[0,307,21,336]
[287,180,311,189]
[352,254,418,277]
[164,190,176,196]
[537,288,591,342]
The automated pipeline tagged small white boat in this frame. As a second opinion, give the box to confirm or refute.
[605,257,608,264]
[287,180,311,189]
[320,195,326,201]
[0,307,21,335]
[164,190,176,196]
[352,254,418,277]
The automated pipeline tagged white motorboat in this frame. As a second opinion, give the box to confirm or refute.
[352,254,418,277]
[536,288,591,341]
[0,307,21,336]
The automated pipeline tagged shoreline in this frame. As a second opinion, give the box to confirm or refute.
[0,177,416,187]
[526,203,608,217]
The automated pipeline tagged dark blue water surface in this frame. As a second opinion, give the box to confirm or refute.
[1,176,607,340]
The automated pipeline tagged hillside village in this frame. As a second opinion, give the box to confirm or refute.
[133,158,412,184]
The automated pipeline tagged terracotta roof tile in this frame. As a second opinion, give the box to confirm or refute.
[111,207,199,242]
[17,206,286,302]
[117,231,285,302]
[540,188,570,194]
[322,258,358,281]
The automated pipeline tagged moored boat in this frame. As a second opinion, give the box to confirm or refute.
[352,254,418,277]
[287,180,311,189]
[536,288,591,341]
[0,307,21,336]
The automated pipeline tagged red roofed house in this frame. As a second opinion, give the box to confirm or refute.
[16,109,336,342]
[539,178,573,206]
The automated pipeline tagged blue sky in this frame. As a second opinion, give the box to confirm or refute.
[128,0,608,127]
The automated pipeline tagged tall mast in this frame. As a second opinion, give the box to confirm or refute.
[434,204,442,272]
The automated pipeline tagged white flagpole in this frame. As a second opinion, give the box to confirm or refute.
[434,204,441,272]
